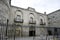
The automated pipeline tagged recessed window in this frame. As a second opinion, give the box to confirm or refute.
[54,28,57,32]
[54,28,57,35]
[16,15,21,20]
[15,30,20,36]
[40,19,43,24]
[29,31,35,36]
[41,19,43,22]
[48,30,52,35]
[30,17,33,22]
[17,15,21,18]
[48,18,50,20]
[29,26,35,36]
[52,16,55,18]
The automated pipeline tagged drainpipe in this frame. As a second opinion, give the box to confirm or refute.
[5,19,9,40]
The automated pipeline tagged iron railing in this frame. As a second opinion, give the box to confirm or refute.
[29,21,36,24]
[14,18,23,23]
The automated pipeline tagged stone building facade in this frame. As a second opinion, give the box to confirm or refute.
[47,9,60,36]
[1,0,60,40]
[47,9,60,27]
[10,6,48,37]
[0,0,48,37]
[0,0,10,24]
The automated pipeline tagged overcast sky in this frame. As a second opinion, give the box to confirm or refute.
[11,0,60,14]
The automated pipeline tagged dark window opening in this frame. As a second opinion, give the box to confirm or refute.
[48,18,50,20]
[54,28,57,32]
[29,31,35,36]
[17,15,21,18]
[54,28,57,35]
[30,17,33,22]
[16,15,21,20]
[40,19,43,24]
[41,19,43,22]
[52,16,55,18]
[48,30,52,35]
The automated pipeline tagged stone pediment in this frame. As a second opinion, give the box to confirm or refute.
[27,7,35,11]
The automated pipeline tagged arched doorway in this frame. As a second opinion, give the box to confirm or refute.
[29,26,35,36]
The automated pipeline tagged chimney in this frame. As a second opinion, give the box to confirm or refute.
[44,12,46,15]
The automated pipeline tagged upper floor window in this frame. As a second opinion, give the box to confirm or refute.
[16,15,21,20]
[30,17,33,22]
[40,19,43,23]
[41,19,43,22]
[48,18,50,20]
[52,16,55,18]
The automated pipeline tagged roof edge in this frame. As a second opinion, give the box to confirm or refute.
[47,9,60,15]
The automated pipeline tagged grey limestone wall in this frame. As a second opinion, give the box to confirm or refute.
[0,0,10,24]
[48,10,60,27]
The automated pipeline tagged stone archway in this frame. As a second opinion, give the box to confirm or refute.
[29,26,35,36]
[29,13,36,36]
[15,10,23,19]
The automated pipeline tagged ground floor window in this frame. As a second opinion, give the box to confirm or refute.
[54,28,57,35]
